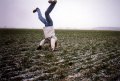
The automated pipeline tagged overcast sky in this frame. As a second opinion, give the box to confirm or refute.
[0,0,120,29]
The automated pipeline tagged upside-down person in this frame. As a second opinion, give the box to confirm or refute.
[33,0,57,51]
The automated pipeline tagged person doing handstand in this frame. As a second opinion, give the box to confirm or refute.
[33,0,57,51]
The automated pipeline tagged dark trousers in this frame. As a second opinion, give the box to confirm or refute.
[36,3,56,27]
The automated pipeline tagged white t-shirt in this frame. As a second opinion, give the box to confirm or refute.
[43,26,56,38]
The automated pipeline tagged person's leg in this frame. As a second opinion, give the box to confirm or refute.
[33,8,48,26]
[45,2,57,26]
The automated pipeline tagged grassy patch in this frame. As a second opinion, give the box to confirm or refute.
[0,29,120,81]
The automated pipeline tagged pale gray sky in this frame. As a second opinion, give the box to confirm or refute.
[0,0,120,29]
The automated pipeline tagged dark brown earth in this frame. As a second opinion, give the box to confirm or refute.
[0,29,120,81]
